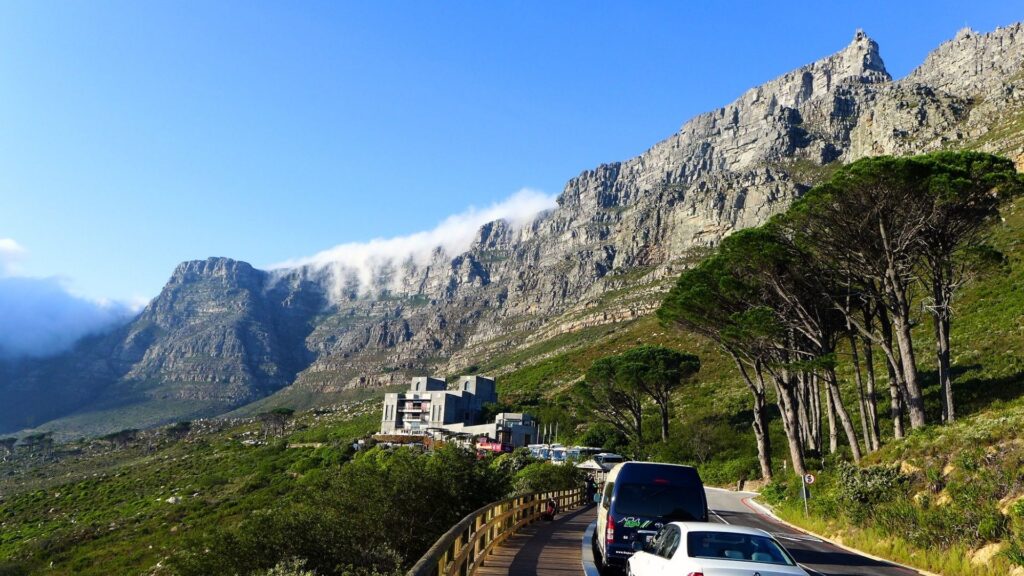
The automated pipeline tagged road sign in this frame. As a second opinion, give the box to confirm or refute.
[801,473,815,516]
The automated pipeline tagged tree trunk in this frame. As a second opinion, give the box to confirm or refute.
[797,372,813,452]
[938,314,954,423]
[932,274,955,423]
[885,268,927,429]
[849,334,875,452]
[862,334,881,450]
[633,410,644,454]
[892,309,927,429]
[879,306,905,439]
[825,368,863,463]
[769,370,807,477]
[751,380,773,481]
[659,402,671,442]
[810,372,822,455]
[734,355,773,482]
[825,374,838,455]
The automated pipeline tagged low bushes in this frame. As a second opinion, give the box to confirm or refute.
[172,444,578,576]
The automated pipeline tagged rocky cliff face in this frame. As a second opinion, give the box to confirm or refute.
[6,24,1024,435]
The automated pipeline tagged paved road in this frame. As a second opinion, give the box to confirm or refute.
[705,487,922,576]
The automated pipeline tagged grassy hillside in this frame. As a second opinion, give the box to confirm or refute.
[0,405,381,575]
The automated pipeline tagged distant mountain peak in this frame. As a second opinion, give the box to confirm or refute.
[170,257,261,285]
[843,28,889,80]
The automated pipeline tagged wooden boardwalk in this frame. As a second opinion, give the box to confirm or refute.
[477,504,596,576]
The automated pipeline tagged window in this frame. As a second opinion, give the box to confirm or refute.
[654,526,681,559]
[602,482,614,509]
[613,483,705,522]
[686,531,796,566]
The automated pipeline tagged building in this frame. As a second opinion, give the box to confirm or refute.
[378,376,537,448]
[442,412,537,449]
[380,375,497,435]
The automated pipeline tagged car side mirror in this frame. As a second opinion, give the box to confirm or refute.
[631,540,644,552]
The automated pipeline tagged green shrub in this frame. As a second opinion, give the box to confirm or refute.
[1008,500,1024,566]
[172,444,511,576]
[0,562,31,576]
[514,462,584,494]
[255,558,316,576]
[698,456,759,486]
[759,481,788,505]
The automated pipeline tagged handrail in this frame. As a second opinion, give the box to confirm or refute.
[406,486,586,576]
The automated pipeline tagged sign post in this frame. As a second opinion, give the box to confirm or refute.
[802,473,815,516]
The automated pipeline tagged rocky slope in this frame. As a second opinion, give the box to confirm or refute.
[5,24,1024,435]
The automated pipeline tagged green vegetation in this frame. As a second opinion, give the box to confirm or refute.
[0,409,581,576]
[573,345,700,453]
[3,152,1024,575]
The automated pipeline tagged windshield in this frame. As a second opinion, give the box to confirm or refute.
[686,531,796,566]
[613,483,705,521]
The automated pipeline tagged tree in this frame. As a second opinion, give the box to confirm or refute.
[786,156,937,429]
[0,437,16,461]
[913,151,1022,423]
[575,356,647,456]
[726,227,864,463]
[102,428,139,449]
[21,432,55,458]
[660,248,784,479]
[616,345,700,442]
[166,421,192,441]
[259,408,295,438]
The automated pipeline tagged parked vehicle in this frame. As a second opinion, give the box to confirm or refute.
[527,443,550,460]
[475,437,512,457]
[626,522,809,576]
[593,452,625,471]
[594,461,708,572]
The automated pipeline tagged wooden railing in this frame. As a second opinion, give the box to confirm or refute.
[406,487,586,576]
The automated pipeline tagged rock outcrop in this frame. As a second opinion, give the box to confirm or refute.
[6,24,1024,435]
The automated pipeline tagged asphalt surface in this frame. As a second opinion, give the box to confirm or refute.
[704,487,923,576]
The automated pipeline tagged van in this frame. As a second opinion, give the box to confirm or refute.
[594,461,708,572]
[593,452,625,471]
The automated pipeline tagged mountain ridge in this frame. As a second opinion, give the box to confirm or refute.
[6,23,1024,436]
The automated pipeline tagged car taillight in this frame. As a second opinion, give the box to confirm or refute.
[685,573,704,576]
[606,514,615,544]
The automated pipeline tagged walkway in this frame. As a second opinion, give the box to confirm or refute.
[477,504,596,576]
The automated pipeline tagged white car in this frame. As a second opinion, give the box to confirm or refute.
[626,522,809,576]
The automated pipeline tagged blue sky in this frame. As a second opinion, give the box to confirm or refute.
[0,1,1020,354]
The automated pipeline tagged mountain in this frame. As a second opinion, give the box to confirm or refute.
[5,23,1024,436]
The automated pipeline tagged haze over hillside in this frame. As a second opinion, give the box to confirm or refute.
[4,23,1024,436]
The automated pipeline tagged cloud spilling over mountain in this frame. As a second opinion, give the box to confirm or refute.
[0,239,138,358]
[271,188,557,298]
[0,238,26,276]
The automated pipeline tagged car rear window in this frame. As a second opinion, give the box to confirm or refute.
[686,531,796,566]
[613,483,704,521]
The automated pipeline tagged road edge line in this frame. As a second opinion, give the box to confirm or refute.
[742,495,941,576]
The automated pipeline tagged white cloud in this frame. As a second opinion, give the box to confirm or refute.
[271,188,557,298]
[0,238,26,276]
[0,239,138,358]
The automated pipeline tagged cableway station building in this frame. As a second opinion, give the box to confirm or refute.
[378,375,536,449]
